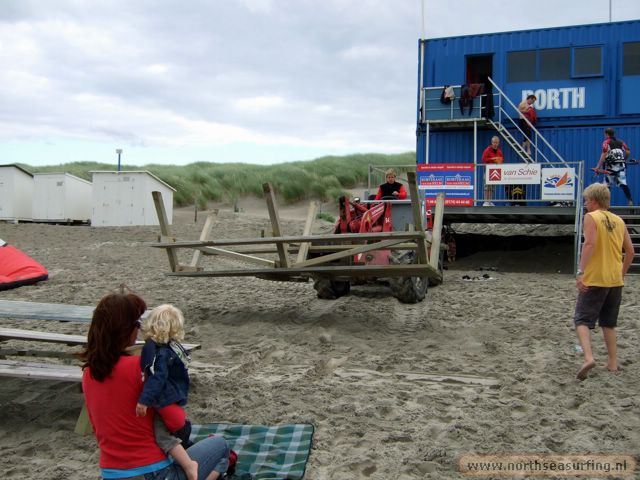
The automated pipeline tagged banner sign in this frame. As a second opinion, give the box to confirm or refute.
[417,163,475,206]
[485,163,541,185]
[541,167,576,200]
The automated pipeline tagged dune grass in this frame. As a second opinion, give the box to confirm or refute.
[21,152,416,207]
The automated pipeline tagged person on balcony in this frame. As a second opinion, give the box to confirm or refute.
[481,136,504,206]
[375,168,407,200]
[518,94,537,158]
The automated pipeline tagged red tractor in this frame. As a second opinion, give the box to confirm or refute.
[312,196,442,303]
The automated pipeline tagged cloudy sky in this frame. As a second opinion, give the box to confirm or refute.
[1,0,638,167]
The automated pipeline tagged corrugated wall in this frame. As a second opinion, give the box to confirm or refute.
[427,124,640,206]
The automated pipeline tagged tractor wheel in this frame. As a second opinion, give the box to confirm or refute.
[389,251,428,304]
[313,279,351,300]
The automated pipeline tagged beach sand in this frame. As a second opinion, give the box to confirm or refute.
[1,201,639,479]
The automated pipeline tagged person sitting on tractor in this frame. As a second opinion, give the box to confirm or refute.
[596,128,634,206]
[375,168,407,200]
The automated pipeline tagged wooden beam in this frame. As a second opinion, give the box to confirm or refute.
[406,171,429,265]
[190,213,215,268]
[167,262,441,279]
[430,192,445,270]
[295,238,406,268]
[192,246,275,267]
[296,201,319,264]
[74,403,93,435]
[149,230,423,249]
[152,191,180,272]
[262,183,290,268]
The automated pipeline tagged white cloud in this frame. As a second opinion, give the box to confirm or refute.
[0,0,638,166]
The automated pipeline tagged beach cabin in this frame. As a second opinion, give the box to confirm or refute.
[0,164,34,221]
[90,171,176,227]
[417,20,640,207]
[32,173,92,223]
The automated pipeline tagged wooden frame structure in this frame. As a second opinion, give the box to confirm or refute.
[151,171,444,285]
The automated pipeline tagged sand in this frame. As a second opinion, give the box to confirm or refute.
[1,201,639,479]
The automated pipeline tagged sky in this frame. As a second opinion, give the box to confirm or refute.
[0,0,638,168]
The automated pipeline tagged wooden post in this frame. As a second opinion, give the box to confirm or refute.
[152,191,180,272]
[74,402,93,435]
[262,183,290,268]
[430,192,445,270]
[406,171,429,265]
[295,201,318,264]
[190,213,215,269]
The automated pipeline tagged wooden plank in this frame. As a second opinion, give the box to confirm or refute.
[149,230,424,248]
[168,262,441,279]
[190,213,215,269]
[0,327,201,352]
[296,201,319,264]
[0,359,82,382]
[152,190,180,272]
[406,171,429,265]
[192,246,275,267]
[430,192,445,271]
[263,183,290,268]
[294,238,407,268]
[0,300,94,323]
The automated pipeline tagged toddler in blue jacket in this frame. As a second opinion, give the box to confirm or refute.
[136,304,193,451]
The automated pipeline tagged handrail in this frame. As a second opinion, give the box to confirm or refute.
[487,76,568,168]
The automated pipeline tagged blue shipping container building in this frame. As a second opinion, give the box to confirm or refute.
[416,19,640,206]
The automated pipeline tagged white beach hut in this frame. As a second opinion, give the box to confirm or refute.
[0,164,34,221]
[32,173,92,223]
[90,171,176,227]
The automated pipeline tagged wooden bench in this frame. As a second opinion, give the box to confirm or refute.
[0,300,201,435]
[0,327,201,353]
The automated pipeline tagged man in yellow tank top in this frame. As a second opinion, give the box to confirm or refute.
[574,183,634,380]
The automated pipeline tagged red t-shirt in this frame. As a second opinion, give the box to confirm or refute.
[83,355,168,471]
[481,146,504,164]
[601,137,629,154]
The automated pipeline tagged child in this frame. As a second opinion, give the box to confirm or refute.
[135,304,197,479]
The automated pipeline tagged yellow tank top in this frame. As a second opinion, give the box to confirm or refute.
[583,209,626,287]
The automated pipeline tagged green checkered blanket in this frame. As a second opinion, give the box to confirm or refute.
[191,423,314,480]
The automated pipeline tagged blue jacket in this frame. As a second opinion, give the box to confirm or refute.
[139,340,190,408]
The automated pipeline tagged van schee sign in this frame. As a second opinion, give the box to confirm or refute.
[485,164,541,185]
[541,167,576,200]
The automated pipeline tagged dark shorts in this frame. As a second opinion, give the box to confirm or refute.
[574,286,622,329]
[519,118,532,139]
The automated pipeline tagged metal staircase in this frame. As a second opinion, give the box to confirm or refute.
[486,118,533,163]
[611,207,640,274]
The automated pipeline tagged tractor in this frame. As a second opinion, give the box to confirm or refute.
[312,195,443,303]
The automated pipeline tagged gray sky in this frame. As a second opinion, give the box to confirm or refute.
[0,0,638,167]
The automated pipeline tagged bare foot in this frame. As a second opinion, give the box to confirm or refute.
[576,360,596,380]
[602,364,620,375]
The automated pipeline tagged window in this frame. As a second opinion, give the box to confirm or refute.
[539,48,570,80]
[507,46,604,82]
[574,46,602,76]
[507,50,536,82]
[623,42,640,76]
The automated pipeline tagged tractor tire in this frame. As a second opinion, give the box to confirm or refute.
[313,279,351,300]
[389,251,428,304]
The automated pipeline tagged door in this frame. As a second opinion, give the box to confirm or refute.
[466,54,493,85]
